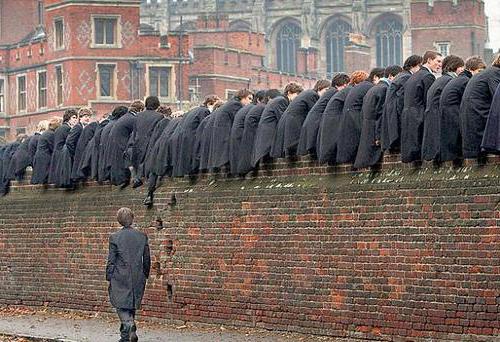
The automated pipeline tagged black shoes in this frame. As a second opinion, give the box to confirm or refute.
[143,194,154,206]
[119,324,138,342]
[119,181,130,190]
[129,325,138,342]
[132,178,143,188]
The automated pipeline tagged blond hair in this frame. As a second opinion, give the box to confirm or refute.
[37,120,49,133]
[117,207,134,227]
[48,117,62,131]
[492,54,500,68]
[78,107,93,117]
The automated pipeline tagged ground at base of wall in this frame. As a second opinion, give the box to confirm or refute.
[0,334,55,342]
[0,306,364,342]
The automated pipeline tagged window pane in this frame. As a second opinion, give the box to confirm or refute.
[326,20,352,74]
[150,68,158,97]
[39,72,47,108]
[99,65,114,97]
[276,23,301,73]
[105,19,115,44]
[159,68,169,97]
[19,77,26,92]
[40,90,47,108]
[38,72,46,88]
[56,67,63,105]
[0,79,4,112]
[38,1,44,25]
[95,19,104,44]
[375,20,403,67]
[55,20,64,48]
[18,77,26,111]
[149,67,169,97]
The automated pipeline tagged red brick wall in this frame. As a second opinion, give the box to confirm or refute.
[0,1,38,45]
[410,0,487,58]
[192,31,265,56]
[2,156,500,340]
[344,45,372,75]
[190,43,318,100]
[188,18,320,101]
[0,2,188,140]
[411,0,486,27]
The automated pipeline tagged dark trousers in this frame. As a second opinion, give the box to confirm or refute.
[117,308,136,342]
[147,173,158,195]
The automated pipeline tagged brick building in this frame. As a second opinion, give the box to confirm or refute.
[142,0,488,76]
[3,155,500,340]
[0,0,489,141]
[411,0,487,59]
[0,0,189,141]
[187,15,318,102]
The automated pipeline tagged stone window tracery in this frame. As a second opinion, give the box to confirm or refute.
[326,20,352,75]
[276,22,301,74]
[375,19,403,67]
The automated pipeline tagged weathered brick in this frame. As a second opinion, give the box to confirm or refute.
[1,156,500,341]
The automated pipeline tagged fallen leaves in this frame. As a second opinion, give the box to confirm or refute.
[0,334,52,342]
[0,305,93,321]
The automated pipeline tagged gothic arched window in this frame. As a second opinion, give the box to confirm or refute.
[276,23,301,74]
[326,20,352,75]
[229,20,252,31]
[375,19,403,67]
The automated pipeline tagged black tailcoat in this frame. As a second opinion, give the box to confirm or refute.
[252,96,289,166]
[144,117,171,179]
[298,88,337,156]
[481,84,500,153]
[79,119,108,181]
[1,142,19,194]
[238,103,266,175]
[131,110,163,177]
[48,123,71,184]
[401,67,436,162]
[336,81,374,164]
[175,106,210,176]
[199,114,216,171]
[109,112,137,186]
[9,137,32,181]
[439,70,472,161]
[317,86,352,164]
[31,130,56,184]
[229,104,254,175]
[209,99,243,168]
[58,123,83,187]
[28,133,41,166]
[71,122,98,180]
[106,226,151,310]
[153,117,182,177]
[460,66,500,158]
[168,119,185,177]
[0,146,5,195]
[380,71,412,152]
[98,119,117,182]
[192,115,211,174]
[274,90,319,157]
[421,73,455,162]
[354,80,389,169]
